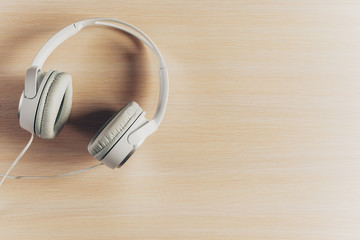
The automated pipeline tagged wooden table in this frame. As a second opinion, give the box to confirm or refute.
[1,1,360,239]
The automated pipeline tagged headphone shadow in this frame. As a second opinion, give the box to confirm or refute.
[68,32,147,140]
[0,22,150,170]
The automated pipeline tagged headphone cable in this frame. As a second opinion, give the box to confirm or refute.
[0,133,34,187]
[0,134,102,185]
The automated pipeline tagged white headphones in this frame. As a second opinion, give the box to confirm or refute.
[18,18,169,169]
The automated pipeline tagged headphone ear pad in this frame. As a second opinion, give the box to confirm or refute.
[88,101,143,160]
[35,71,73,139]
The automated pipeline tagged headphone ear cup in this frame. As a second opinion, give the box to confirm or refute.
[34,71,73,139]
[88,101,143,160]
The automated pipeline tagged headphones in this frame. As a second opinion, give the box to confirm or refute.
[18,18,169,169]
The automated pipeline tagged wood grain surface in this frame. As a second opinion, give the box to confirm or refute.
[1,1,360,239]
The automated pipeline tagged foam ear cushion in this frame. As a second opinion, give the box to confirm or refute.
[88,101,143,160]
[35,71,73,139]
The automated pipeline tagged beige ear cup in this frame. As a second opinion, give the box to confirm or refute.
[34,71,73,139]
[87,101,143,160]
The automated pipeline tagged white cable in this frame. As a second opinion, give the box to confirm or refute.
[0,133,102,183]
[0,133,34,187]
[0,163,102,180]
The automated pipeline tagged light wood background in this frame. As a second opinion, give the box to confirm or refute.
[1,1,360,239]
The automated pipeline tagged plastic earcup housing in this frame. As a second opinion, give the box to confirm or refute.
[88,101,147,168]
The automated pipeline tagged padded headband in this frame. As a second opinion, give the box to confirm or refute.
[27,18,169,145]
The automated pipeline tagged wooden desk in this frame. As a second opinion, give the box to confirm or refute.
[1,1,360,239]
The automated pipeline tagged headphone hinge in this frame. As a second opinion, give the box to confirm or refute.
[24,67,41,99]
